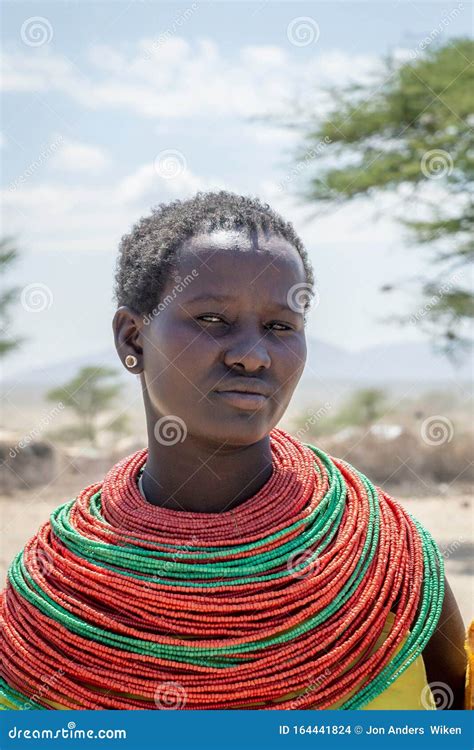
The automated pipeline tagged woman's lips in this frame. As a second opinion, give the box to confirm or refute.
[215,390,268,410]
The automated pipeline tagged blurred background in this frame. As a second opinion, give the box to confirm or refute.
[1,1,472,623]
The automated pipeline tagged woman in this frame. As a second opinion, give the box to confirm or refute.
[0,191,467,710]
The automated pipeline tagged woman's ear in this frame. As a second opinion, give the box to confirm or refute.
[112,306,144,373]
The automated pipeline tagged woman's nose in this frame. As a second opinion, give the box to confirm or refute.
[223,330,271,371]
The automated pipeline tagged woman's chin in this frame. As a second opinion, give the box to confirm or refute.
[203,419,273,446]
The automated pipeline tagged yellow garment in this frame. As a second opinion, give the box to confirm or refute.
[1,612,434,710]
[328,611,434,710]
[465,619,474,710]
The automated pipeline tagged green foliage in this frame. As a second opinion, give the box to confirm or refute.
[292,405,333,438]
[46,366,127,447]
[291,38,474,353]
[105,412,132,437]
[333,389,387,429]
[0,237,25,358]
[294,389,388,439]
[46,424,96,444]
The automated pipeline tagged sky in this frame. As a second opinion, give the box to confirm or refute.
[1,0,470,378]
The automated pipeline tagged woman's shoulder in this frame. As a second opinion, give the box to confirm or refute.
[391,567,467,710]
[365,611,433,710]
[421,574,467,709]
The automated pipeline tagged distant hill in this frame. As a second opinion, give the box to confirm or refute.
[2,338,471,387]
[305,339,471,382]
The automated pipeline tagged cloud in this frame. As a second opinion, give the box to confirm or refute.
[1,49,76,93]
[240,124,300,148]
[50,137,110,174]
[1,164,402,259]
[1,159,228,253]
[0,38,380,120]
[115,160,226,203]
[258,178,403,246]
[240,45,288,67]
[0,36,400,256]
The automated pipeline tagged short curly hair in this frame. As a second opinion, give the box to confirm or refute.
[114,190,315,319]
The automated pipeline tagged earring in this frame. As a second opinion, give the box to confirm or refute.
[125,354,138,368]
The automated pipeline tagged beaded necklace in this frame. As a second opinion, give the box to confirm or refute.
[137,469,146,500]
[0,427,443,710]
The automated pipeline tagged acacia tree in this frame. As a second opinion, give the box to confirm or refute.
[0,237,24,358]
[334,389,387,430]
[288,38,473,356]
[294,389,387,438]
[46,366,130,447]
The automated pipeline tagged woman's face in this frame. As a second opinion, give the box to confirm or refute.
[133,228,308,447]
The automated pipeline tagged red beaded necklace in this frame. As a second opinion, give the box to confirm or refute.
[0,427,443,710]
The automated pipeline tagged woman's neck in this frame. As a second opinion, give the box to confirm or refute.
[140,431,273,513]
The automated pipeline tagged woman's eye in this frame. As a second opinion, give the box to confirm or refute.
[269,322,293,331]
[197,315,225,324]
[197,315,292,332]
